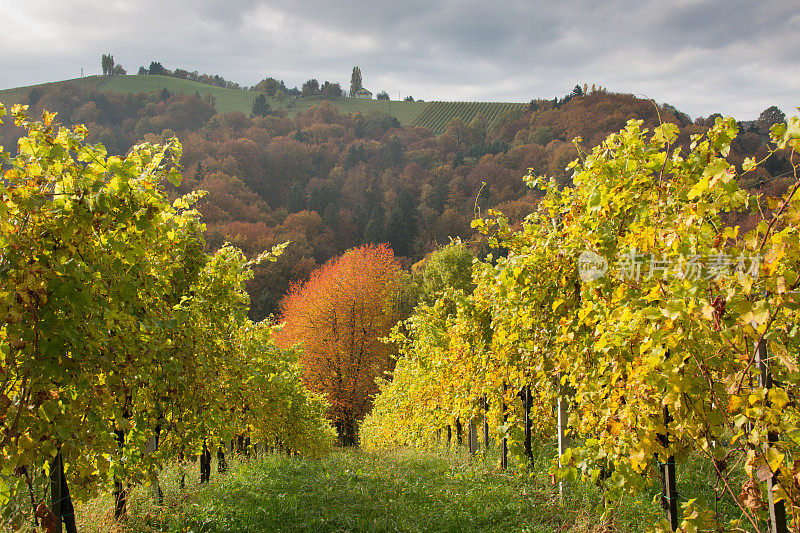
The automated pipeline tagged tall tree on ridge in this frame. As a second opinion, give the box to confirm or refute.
[758,105,785,131]
[101,54,115,76]
[349,66,362,97]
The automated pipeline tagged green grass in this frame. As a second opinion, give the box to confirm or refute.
[0,75,428,125]
[4,438,749,531]
[65,441,751,533]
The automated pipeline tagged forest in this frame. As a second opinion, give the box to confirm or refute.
[0,82,790,324]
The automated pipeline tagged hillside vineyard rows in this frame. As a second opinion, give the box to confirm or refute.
[410,101,527,134]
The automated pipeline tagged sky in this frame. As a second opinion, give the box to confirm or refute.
[1,0,798,120]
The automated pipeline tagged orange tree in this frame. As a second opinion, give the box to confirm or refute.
[276,244,402,444]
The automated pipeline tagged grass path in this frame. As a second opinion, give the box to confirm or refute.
[75,445,671,532]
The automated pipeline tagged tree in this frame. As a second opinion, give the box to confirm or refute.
[138,66,147,75]
[112,64,126,76]
[349,66,362,97]
[148,61,168,76]
[386,189,418,257]
[421,241,475,304]
[376,91,390,101]
[276,244,402,445]
[758,105,785,131]
[251,93,271,117]
[301,79,321,97]
[101,53,114,76]
[404,95,414,102]
[321,81,343,98]
[254,77,284,96]
[287,181,306,213]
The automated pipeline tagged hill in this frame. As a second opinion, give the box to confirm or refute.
[0,80,787,324]
[0,75,428,124]
[0,76,538,131]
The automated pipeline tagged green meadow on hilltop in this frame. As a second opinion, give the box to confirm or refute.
[0,75,429,123]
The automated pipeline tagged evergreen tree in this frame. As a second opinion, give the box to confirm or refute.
[349,66,363,97]
[149,61,168,76]
[387,189,418,257]
[101,53,114,76]
[363,205,385,245]
[287,182,306,213]
[27,87,41,106]
[308,183,335,214]
[251,93,271,117]
[322,204,340,230]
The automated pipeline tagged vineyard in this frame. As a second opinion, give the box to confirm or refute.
[362,115,800,532]
[0,103,336,530]
[410,101,526,134]
[4,94,800,532]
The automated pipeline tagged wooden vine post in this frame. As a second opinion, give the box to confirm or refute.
[199,441,212,483]
[49,452,77,533]
[500,393,508,470]
[49,454,62,533]
[146,432,164,504]
[658,405,678,530]
[482,395,490,450]
[756,338,788,533]
[556,387,569,498]
[522,386,533,467]
[468,419,478,455]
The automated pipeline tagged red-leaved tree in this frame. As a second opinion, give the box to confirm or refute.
[275,244,401,444]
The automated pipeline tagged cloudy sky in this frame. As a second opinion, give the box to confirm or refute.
[2,0,798,120]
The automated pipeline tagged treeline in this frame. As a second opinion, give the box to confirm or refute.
[1,82,790,323]
[133,61,329,98]
[137,60,248,91]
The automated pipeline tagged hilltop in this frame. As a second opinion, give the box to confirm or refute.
[0,75,428,124]
[0,75,541,132]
